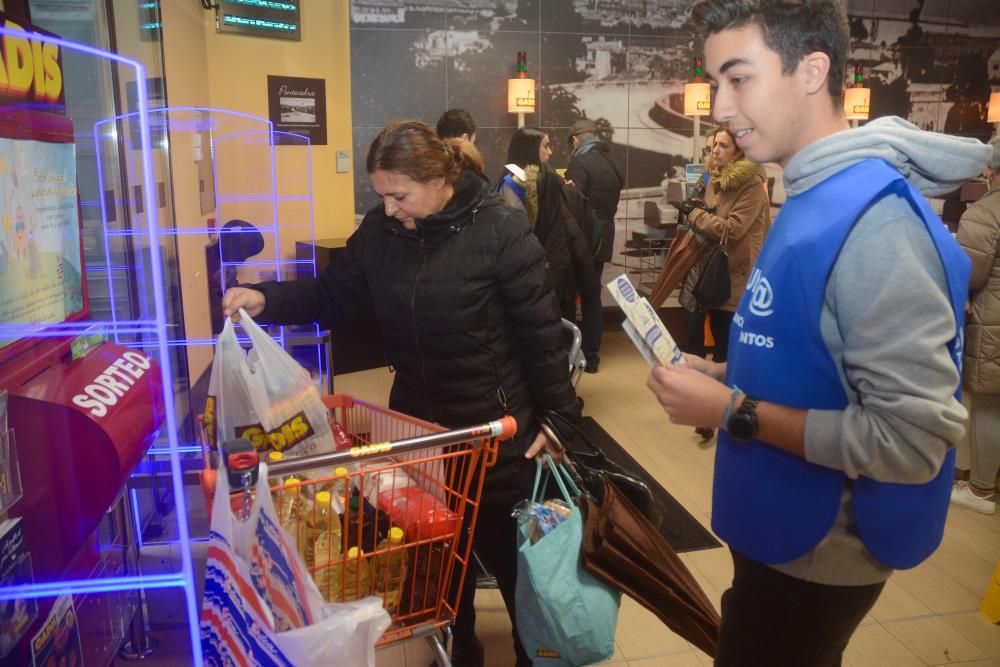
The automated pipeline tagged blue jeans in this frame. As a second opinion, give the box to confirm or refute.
[581,262,605,365]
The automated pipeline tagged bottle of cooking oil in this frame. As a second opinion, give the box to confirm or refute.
[372,527,408,613]
[312,490,342,601]
[342,546,371,601]
[274,472,305,551]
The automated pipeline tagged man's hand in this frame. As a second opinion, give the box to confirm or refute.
[647,363,732,428]
[222,287,266,322]
[682,353,727,382]
[525,428,564,464]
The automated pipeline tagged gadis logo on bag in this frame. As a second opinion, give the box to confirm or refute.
[236,411,315,452]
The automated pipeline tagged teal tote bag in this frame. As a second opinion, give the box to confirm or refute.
[515,455,620,665]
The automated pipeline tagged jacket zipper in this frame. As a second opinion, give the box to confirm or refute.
[412,226,431,421]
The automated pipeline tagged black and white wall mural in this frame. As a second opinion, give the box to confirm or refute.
[350,0,1000,300]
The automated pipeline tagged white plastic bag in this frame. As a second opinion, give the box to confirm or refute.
[205,312,337,484]
[200,461,391,666]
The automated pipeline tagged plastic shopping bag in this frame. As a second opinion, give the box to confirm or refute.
[205,312,337,471]
[200,460,391,666]
[515,457,620,666]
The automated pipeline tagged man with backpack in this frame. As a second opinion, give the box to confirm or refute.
[566,118,624,373]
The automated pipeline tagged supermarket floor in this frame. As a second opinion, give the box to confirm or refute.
[142,330,1000,666]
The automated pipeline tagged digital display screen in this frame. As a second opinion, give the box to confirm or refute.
[217,0,301,41]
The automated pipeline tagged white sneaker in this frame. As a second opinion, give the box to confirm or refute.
[950,481,996,515]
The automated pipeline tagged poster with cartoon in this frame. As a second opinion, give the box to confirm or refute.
[30,594,82,667]
[0,138,83,351]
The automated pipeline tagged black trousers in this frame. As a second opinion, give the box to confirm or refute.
[452,457,534,667]
[715,550,886,667]
[683,308,734,362]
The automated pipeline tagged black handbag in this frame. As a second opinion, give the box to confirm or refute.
[693,226,731,308]
[538,411,664,529]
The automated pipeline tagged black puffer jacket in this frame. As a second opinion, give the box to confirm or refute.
[253,170,580,486]
[565,140,624,263]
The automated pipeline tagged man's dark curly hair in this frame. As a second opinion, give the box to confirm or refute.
[691,0,849,102]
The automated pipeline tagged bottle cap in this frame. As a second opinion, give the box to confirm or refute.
[334,466,349,477]
[347,546,362,558]
[267,451,284,462]
[316,490,332,506]
[285,476,301,494]
[388,526,404,544]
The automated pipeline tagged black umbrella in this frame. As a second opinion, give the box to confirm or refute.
[579,476,721,657]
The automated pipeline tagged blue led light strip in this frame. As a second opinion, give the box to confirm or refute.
[0,573,189,603]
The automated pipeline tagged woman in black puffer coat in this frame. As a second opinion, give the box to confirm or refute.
[223,120,580,667]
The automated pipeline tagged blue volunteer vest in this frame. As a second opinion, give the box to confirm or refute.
[714,158,969,570]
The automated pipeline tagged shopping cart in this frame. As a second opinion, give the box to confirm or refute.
[201,394,517,666]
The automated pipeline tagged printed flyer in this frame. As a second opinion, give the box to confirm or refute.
[31,594,82,667]
[0,138,83,350]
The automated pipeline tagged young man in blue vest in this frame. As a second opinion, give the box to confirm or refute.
[646,0,991,663]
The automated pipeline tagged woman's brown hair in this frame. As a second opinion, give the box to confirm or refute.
[366,119,484,183]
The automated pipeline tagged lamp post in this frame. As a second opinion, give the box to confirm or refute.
[507,51,536,129]
[988,92,1000,139]
[683,57,711,163]
[844,65,871,128]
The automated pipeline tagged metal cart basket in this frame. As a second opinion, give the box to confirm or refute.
[202,394,516,666]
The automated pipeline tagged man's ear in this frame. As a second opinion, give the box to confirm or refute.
[800,51,832,96]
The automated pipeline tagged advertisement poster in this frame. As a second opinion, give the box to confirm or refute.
[267,75,326,145]
[0,139,83,350]
[30,594,82,667]
[0,518,37,658]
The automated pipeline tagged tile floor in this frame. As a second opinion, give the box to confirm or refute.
[140,330,1000,666]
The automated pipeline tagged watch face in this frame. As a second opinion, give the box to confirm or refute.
[728,414,755,441]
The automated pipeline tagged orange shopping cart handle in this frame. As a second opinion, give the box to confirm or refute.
[497,415,517,442]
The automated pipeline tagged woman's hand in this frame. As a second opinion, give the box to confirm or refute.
[524,428,564,464]
[222,287,266,322]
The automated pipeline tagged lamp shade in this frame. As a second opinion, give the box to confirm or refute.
[683,82,711,116]
[844,86,870,121]
[508,78,536,113]
[988,92,1000,124]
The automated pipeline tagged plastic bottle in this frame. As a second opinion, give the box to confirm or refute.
[345,495,380,552]
[274,474,304,549]
[332,419,353,451]
[330,466,350,515]
[372,527,408,613]
[312,490,343,601]
[342,546,371,601]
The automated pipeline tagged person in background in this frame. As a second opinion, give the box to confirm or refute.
[222,120,579,667]
[679,128,720,366]
[677,126,770,441]
[647,0,988,663]
[435,108,477,143]
[565,118,624,374]
[953,136,1000,515]
[498,127,598,324]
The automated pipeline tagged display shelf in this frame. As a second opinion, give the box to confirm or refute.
[0,25,202,664]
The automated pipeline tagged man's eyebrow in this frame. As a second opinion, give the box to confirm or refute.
[718,57,752,75]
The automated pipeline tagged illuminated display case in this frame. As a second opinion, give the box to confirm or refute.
[92,106,324,555]
[0,23,204,666]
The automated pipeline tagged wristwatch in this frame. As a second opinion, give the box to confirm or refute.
[726,395,760,443]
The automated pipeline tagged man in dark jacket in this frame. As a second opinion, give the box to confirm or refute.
[565,118,624,373]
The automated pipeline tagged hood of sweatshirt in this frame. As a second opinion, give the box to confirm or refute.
[783,116,991,199]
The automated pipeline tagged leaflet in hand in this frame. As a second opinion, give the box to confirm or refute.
[606,275,685,367]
